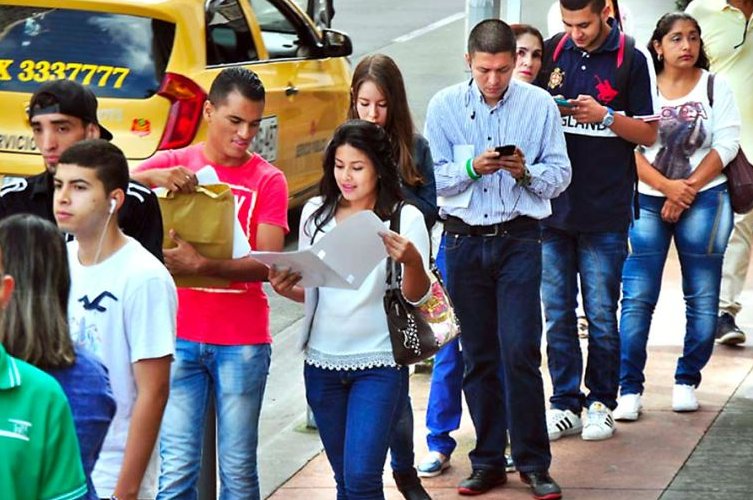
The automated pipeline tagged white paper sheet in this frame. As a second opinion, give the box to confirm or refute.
[250,211,388,289]
[437,144,475,208]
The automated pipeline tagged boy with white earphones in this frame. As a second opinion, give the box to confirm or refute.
[54,139,177,500]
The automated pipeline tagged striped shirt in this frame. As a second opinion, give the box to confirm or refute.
[424,78,571,226]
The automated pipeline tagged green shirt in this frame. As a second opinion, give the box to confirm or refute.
[0,344,87,500]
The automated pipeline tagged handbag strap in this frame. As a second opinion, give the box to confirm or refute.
[384,202,405,290]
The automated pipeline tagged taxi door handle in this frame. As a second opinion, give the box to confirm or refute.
[285,85,299,96]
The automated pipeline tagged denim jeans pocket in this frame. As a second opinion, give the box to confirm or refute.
[444,232,467,252]
[504,225,542,244]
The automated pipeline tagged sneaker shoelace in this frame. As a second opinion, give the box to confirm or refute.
[586,405,613,427]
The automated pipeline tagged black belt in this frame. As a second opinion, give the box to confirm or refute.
[443,215,537,236]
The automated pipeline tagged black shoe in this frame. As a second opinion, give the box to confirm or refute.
[458,468,507,495]
[520,471,562,500]
[393,469,432,500]
[715,313,746,345]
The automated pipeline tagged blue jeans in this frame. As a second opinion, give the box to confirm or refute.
[306,364,407,500]
[542,227,628,412]
[444,222,550,473]
[424,237,508,458]
[620,185,733,394]
[424,238,463,457]
[425,337,464,457]
[158,339,271,500]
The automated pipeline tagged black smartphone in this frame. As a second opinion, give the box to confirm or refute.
[495,145,516,157]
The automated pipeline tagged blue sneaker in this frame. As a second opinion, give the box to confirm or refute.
[417,451,450,477]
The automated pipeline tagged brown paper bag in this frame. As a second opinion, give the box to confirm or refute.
[158,184,234,289]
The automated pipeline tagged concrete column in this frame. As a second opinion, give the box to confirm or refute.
[465,0,501,41]
[501,0,523,23]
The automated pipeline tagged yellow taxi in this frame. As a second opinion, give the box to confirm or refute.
[0,0,352,206]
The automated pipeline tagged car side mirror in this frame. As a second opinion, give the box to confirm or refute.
[319,29,352,58]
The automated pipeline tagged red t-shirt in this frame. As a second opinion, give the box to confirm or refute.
[136,144,289,345]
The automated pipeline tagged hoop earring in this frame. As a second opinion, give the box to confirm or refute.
[658,53,663,61]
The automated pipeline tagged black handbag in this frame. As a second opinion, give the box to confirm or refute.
[706,73,753,214]
[383,204,460,365]
[725,149,753,214]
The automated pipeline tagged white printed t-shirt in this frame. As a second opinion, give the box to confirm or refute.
[640,71,741,196]
[67,237,177,499]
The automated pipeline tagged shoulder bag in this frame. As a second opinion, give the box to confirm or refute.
[384,203,460,365]
[707,74,753,214]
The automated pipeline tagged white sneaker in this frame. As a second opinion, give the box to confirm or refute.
[546,409,582,441]
[672,384,699,412]
[581,402,615,441]
[614,393,642,421]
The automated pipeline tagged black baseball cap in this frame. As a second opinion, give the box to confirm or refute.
[27,80,113,141]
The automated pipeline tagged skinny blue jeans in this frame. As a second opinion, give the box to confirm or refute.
[620,184,733,395]
[305,364,408,500]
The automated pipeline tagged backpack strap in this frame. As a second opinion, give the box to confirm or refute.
[552,32,569,62]
[611,33,639,220]
[707,73,715,108]
[613,33,635,112]
[616,32,626,67]
[385,202,405,287]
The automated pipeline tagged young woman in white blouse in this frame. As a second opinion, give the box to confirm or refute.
[269,120,431,499]
[615,12,740,421]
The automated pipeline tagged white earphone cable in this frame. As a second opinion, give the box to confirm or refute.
[93,208,115,265]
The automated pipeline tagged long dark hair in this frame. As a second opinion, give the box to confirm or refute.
[0,214,75,369]
[348,54,423,186]
[648,12,710,74]
[307,120,403,237]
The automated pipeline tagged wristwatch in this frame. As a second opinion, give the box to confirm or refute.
[601,106,615,128]
[516,166,533,187]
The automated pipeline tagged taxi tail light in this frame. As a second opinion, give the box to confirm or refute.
[156,73,207,151]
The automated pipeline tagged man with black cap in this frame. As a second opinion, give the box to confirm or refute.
[0,80,164,260]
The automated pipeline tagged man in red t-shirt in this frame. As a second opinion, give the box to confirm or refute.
[134,67,289,499]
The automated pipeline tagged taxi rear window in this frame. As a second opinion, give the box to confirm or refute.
[0,6,175,99]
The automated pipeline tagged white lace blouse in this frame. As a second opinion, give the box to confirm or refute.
[298,197,430,370]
